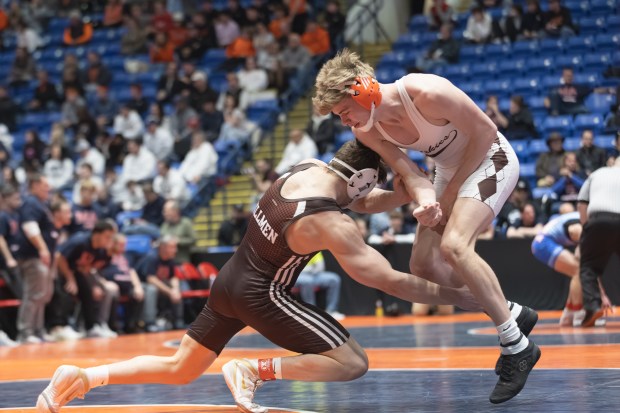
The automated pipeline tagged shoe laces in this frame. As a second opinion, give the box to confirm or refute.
[498,353,518,381]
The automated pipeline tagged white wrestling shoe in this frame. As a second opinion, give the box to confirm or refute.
[222,359,268,413]
[36,365,90,413]
[559,308,586,327]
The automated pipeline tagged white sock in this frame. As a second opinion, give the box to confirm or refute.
[274,357,282,380]
[507,301,522,320]
[84,366,109,389]
[497,317,528,355]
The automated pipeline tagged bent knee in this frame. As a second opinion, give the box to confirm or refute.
[169,355,203,385]
[343,354,368,381]
[439,234,470,264]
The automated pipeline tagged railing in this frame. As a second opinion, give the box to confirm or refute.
[344,0,392,59]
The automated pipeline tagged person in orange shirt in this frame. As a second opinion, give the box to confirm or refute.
[222,28,256,71]
[301,20,330,56]
[268,5,290,43]
[63,10,93,46]
[150,32,175,64]
[286,0,308,34]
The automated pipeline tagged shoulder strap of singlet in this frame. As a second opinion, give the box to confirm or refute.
[395,78,435,130]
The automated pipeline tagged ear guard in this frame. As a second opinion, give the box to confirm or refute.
[349,77,382,110]
[328,157,379,201]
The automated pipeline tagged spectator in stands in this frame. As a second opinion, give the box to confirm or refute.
[463,6,493,44]
[150,32,175,64]
[543,0,575,38]
[238,57,271,107]
[28,70,61,111]
[189,71,218,112]
[141,182,166,227]
[427,0,455,31]
[160,200,195,264]
[484,95,507,133]
[492,4,524,44]
[61,68,84,98]
[169,96,197,141]
[0,86,17,132]
[174,115,202,161]
[294,251,344,319]
[61,87,87,130]
[120,139,157,186]
[43,144,74,191]
[74,106,99,145]
[156,62,183,104]
[269,4,291,45]
[367,209,416,245]
[280,33,312,79]
[121,180,146,212]
[179,131,218,184]
[275,129,318,175]
[21,130,47,173]
[286,0,309,35]
[113,103,145,140]
[14,21,42,53]
[8,47,36,87]
[506,202,544,238]
[324,0,345,52]
[126,83,149,116]
[253,22,275,53]
[547,68,592,116]
[177,23,214,63]
[15,177,70,343]
[522,0,544,39]
[576,129,607,176]
[608,132,620,165]
[536,132,566,187]
[91,85,119,128]
[151,0,174,34]
[120,17,148,56]
[72,162,104,204]
[75,139,105,178]
[0,185,22,316]
[257,40,286,93]
[306,106,335,155]
[68,180,102,234]
[248,158,279,206]
[414,23,459,73]
[496,179,534,233]
[81,51,113,93]
[200,101,224,142]
[101,233,144,333]
[0,6,8,49]
[215,12,241,47]
[177,62,198,94]
[217,108,252,145]
[136,235,183,331]
[144,118,174,161]
[605,104,620,133]
[223,27,256,71]
[153,159,190,204]
[216,72,243,111]
[103,0,123,27]
[63,10,93,46]
[301,20,330,57]
[217,203,248,246]
[56,219,119,338]
[551,152,585,203]
[503,95,538,140]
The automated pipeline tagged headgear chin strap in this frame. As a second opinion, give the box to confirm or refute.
[356,102,376,132]
[328,157,379,201]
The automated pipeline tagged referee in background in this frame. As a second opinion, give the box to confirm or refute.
[577,158,620,327]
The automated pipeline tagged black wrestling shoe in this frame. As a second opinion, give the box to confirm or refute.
[489,340,541,404]
[581,308,605,327]
[495,306,538,374]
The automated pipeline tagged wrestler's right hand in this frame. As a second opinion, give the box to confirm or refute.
[412,202,442,227]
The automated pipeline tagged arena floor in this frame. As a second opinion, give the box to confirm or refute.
[1,311,620,413]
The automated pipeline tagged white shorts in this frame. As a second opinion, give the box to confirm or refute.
[434,132,519,216]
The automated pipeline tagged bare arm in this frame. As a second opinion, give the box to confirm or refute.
[578,202,588,225]
[147,275,175,295]
[287,213,479,310]
[0,236,15,267]
[56,252,78,294]
[349,175,412,214]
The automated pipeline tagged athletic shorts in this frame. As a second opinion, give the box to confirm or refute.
[187,271,350,355]
[531,234,564,268]
[434,132,519,216]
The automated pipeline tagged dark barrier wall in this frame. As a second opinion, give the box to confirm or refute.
[194,239,620,315]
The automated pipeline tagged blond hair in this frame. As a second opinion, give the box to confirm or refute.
[312,48,375,115]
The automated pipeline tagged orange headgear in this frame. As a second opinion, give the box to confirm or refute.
[349,77,382,111]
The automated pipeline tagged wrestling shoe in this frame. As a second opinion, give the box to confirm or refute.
[495,306,538,374]
[222,359,268,413]
[36,365,90,413]
[490,340,541,404]
[581,308,606,327]
[559,307,586,327]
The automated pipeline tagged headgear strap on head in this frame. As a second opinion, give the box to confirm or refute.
[328,157,379,201]
[348,77,382,111]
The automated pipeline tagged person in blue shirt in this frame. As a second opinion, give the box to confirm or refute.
[15,176,72,344]
[0,185,21,346]
[531,205,610,326]
[68,179,102,234]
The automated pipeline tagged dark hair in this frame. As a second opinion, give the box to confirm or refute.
[510,95,526,109]
[92,219,117,234]
[1,184,17,198]
[27,172,45,189]
[50,195,69,213]
[331,140,387,184]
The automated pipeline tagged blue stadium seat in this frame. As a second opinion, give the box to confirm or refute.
[566,36,594,54]
[606,15,620,31]
[613,51,620,66]
[528,139,549,156]
[556,54,583,70]
[378,51,409,67]
[470,61,498,78]
[594,33,620,53]
[585,94,615,114]
[375,68,406,83]
[541,116,574,136]
[509,140,530,162]
[443,63,471,82]
[573,72,601,87]
[485,43,512,58]
[525,56,553,76]
[577,16,606,35]
[335,130,354,149]
[573,113,605,133]
[408,13,429,31]
[539,38,566,54]
[513,77,541,95]
[541,75,561,90]
[457,80,484,97]
[594,134,615,150]
[563,137,582,151]
[484,79,511,96]
[589,0,618,16]
[497,59,526,76]
[532,187,554,199]
[582,52,612,72]
[512,40,540,58]
[393,33,424,51]
[459,45,485,62]
[116,210,143,228]
[519,162,536,179]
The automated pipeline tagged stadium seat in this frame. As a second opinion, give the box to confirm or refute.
[485,43,512,58]
[512,40,540,58]
[606,15,620,31]
[573,113,605,133]
[582,52,612,72]
[497,59,526,77]
[375,68,406,83]
[594,134,615,150]
[525,56,554,76]
[459,45,485,62]
[539,38,565,54]
[563,137,582,151]
[566,36,594,54]
[470,61,498,78]
[519,162,536,179]
[577,16,605,35]
[509,140,530,162]
[532,187,554,199]
[335,130,354,149]
[484,79,511,96]
[541,116,574,136]
[585,94,615,114]
[556,54,583,71]
[513,77,541,95]
[594,33,620,53]
[528,139,549,156]
[573,72,601,87]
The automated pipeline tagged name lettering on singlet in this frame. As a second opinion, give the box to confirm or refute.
[426,129,458,158]
[253,206,279,244]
